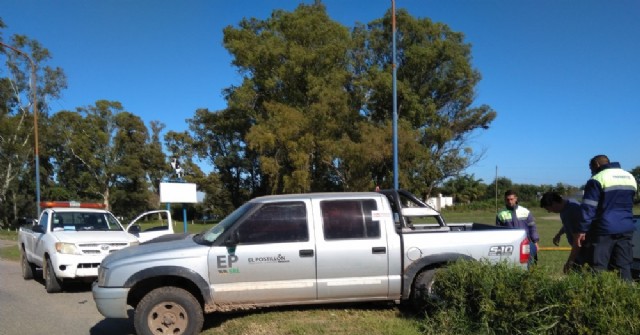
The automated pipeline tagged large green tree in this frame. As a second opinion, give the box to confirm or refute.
[197,3,495,200]
[0,21,67,226]
[187,107,259,210]
[360,9,496,199]
[49,100,167,217]
[214,2,403,196]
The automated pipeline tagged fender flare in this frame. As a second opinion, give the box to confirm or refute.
[402,252,474,299]
[124,266,212,304]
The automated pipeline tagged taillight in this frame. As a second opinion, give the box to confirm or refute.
[520,238,530,264]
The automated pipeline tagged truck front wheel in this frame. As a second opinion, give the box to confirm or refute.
[134,286,204,335]
[44,257,63,293]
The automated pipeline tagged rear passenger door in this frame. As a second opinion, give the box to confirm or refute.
[314,197,390,300]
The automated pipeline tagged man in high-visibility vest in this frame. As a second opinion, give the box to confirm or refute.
[576,154,637,281]
[497,190,539,267]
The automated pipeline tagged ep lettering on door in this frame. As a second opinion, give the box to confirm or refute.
[217,255,240,274]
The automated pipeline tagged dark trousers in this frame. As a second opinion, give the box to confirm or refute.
[590,232,634,281]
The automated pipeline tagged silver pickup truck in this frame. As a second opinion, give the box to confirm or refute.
[92,190,530,335]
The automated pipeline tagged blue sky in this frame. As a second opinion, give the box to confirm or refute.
[3,0,639,187]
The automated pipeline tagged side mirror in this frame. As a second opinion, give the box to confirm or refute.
[128,225,141,235]
[223,230,240,247]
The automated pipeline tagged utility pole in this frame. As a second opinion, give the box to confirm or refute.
[1,42,41,219]
[391,0,398,190]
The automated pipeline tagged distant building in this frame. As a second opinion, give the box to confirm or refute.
[426,194,453,211]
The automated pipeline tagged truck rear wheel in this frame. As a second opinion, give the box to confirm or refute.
[410,268,439,310]
[44,257,63,293]
[134,286,204,335]
[21,252,36,280]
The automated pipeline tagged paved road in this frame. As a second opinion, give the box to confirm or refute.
[0,258,136,335]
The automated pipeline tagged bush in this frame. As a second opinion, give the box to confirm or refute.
[418,261,640,335]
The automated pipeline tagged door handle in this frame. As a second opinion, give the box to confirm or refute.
[299,249,314,257]
[372,246,386,254]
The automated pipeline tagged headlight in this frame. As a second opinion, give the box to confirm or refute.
[129,241,140,247]
[97,266,107,285]
[55,242,81,254]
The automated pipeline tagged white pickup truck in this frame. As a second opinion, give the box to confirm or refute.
[93,189,530,335]
[18,201,174,293]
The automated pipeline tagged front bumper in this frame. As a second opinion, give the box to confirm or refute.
[92,282,131,318]
[53,252,120,279]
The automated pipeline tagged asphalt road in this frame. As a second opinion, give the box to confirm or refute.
[0,257,136,335]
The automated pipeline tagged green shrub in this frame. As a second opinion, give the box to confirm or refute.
[419,261,640,335]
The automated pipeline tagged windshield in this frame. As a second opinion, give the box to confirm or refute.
[51,211,124,231]
[200,202,257,243]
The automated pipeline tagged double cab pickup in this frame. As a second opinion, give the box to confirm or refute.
[93,190,530,335]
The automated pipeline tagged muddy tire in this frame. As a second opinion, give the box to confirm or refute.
[44,257,63,293]
[410,268,439,310]
[134,286,203,335]
[21,252,36,280]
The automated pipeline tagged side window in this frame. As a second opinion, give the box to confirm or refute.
[236,202,308,244]
[321,199,380,240]
[39,212,49,231]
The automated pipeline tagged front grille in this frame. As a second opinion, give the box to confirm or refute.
[78,242,129,254]
[77,263,100,268]
[79,242,128,248]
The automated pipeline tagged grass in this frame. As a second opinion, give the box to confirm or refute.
[202,304,423,335]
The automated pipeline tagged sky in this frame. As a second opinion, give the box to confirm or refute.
[2,0,639,187]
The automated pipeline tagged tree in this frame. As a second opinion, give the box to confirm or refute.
[146,121,169,208]
[631,166,640,202]
[49,100,164,216]
[359,9,496,199]
[207,3,495,200]
[440,174,485,204]
[223,2,380,194]
[187,107,258,210]
[109,112,155,218]
[0,24,67,226]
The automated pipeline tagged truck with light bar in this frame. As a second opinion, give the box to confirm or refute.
[18,201,175,293]
[92,189,530,335]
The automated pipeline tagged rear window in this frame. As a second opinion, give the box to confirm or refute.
[321,199,380,240]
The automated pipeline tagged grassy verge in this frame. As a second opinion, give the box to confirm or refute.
[0,243,19,260]
[202,304,424,335]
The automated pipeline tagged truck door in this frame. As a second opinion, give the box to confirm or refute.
[207,200,317,304]
[32,211,50,265]
[125,210,174,243]
[314,197,390,300]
